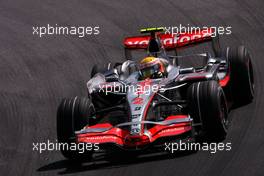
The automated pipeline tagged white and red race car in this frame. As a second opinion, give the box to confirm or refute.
[57,28,254,160]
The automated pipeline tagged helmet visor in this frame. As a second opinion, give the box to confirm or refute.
[141,64,160,79]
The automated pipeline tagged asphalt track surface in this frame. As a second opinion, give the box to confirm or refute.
[1,0,264,176]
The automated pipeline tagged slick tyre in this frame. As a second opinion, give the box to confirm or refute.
[90,63,114,78]
[227,45,254,106]
[57,97,95,160]
[188,81,228,142]
[90,62,122,110]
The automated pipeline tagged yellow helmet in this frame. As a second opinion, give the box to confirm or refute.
[139,57,166,79]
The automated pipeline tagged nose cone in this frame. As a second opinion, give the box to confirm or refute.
[126,80,156,135]
[124,134,150,147]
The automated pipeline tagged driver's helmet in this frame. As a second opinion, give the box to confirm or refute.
[139,56,167,79]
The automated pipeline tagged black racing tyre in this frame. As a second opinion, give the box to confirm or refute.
[212,34,221,57]
[57,97,95,160]
[90,63,113,78]
[228,45,254,106]
[90,62,124,110]
[90,63,113,109]
[187,81,228,142]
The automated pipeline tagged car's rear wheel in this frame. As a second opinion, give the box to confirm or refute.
[57,97,95,160]
[187,81,228,142]
[228,45,254,106]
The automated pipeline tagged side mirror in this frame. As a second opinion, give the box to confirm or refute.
[105,76,119,82]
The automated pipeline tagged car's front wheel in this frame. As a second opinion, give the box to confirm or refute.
[187,81,228,142]
[57,97,95,160]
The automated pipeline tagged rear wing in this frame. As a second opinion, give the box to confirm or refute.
[124,28,219,53]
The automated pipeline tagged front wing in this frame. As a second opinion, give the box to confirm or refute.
[76,115,192,148]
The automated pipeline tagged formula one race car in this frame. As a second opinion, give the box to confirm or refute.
[57,27,254,160]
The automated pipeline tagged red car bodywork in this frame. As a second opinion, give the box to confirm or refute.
[124,28,214,49]
[77,115,192,147]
